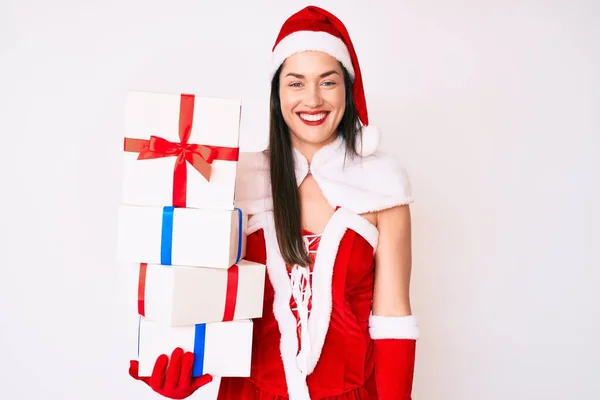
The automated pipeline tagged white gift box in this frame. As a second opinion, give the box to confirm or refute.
[117,205,247,268]
[123,90,241,210]
[137,318,253,378]
[137,260,266,326]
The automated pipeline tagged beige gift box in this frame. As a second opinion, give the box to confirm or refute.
[137,260,266,326]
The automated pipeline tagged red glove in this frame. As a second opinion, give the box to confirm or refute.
[369,315,420,400]
[129,347,213,399]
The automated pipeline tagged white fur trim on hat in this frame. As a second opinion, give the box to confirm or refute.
[369,314,420,340]
[272,30,355,78]
[356,125,381,157]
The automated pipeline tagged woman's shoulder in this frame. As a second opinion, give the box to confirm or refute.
[318,149,414,214]
[237,150,269,171]
[347,150,412,185]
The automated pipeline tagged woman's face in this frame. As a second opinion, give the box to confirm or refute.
[279,51,346,150]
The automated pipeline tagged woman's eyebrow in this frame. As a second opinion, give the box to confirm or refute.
[284,70,340,79]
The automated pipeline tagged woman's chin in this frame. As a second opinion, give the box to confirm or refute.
[292,127,337,145]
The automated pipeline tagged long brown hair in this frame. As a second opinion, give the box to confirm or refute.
[267,61,363,267]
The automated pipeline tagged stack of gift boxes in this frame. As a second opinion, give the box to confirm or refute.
[117,91,265,379]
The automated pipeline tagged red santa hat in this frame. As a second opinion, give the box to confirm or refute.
[271,5,381,157]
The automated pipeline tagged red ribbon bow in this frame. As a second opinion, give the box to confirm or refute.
[124,94,239,207]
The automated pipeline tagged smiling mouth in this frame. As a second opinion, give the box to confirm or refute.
[299,112,328,121]
[297,112,329,125]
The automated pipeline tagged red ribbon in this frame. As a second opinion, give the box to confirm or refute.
[124,94,240,208]
[222,264,239,322]
[137,263,240,322]
[138,263,148,316]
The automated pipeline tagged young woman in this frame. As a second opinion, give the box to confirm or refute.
[129,6,420,400]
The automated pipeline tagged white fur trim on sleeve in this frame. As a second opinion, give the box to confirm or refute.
[369,314,420,340]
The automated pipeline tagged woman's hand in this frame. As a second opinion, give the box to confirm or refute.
[129,347,213,399]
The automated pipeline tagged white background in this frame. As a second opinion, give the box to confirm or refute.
[1,0,599,399]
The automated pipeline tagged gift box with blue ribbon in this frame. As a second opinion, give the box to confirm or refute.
[137,317,254,378]
[117,205,246,269]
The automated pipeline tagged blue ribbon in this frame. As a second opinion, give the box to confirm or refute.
[192,323,207,377]
[234,207,243,264]
[160,206,175,265]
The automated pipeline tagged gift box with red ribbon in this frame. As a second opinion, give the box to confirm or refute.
[136,260,265,326]
[137,317,253,378]
[117,205,247,269]
[122,91,241,210]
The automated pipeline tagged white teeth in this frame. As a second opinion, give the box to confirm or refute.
[299,112,327,122]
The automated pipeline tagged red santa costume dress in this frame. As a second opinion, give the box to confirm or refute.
[216,6,420,400]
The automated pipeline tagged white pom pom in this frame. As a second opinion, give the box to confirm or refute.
[357,125,382,157]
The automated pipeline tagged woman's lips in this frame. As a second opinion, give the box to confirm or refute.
[297,111,329,126]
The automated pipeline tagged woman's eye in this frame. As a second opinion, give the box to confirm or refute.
[322,81,336,86]
[289,82,302,87]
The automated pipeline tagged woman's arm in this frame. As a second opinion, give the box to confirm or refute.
[369,204,419,400]
[373,204,413,317]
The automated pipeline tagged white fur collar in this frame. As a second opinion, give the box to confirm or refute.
[234,135,413,217]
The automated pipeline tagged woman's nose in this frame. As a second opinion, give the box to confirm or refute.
[303,84,323,108]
